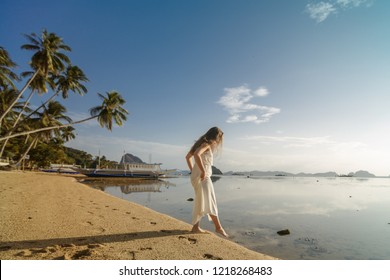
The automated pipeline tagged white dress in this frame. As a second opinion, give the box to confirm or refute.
[190,149,218,225]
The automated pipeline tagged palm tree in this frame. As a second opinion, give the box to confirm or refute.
[4,71,56,138]
[0,48,20,149]
[0,87,24,132]
[58,126,76,143]
[9,64,87,140]
[22,30,71,76]
[16,101,72,166]
[21,70,56,95]
[39,101,73,130]
[56,65,88,99]
[0,30,71,127]
[20,65,88,122]
[0,91,128,142]
[0,87,27,157]
[0,46,19,90]
[90,91,128,131]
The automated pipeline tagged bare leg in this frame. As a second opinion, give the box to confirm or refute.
[191,221,205,233]
[210,215,228,238]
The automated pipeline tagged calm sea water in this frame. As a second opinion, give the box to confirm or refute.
[84,176,390,260]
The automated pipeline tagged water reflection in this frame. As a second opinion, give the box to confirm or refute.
[210,176,221,183]
[82,176,390,260]
[82,178,175,194]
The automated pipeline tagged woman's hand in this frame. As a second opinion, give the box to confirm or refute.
[200,171,206,181]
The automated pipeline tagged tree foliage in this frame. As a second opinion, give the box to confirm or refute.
[0,30,128,168]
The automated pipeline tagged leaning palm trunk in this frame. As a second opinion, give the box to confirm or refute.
[0,70,39,129]
[21,91,59,122]
[0,116,96,142]
[0,90,35,157]
[16,136,38,167]
[9,91,59,135]
[0,137,9,157]
[14,90,35,127]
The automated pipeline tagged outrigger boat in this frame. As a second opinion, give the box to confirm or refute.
[74,163,168,179]
[40,164,80,174]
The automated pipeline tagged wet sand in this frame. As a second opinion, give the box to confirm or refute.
[0,171,276,260]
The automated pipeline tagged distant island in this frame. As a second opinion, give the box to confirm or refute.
[223,170,385,178]
[120,153,145,165]
[173,168,388,178]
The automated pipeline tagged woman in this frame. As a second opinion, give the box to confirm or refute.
[185,127,228,237]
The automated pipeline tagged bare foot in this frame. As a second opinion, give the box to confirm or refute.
[216,228,229,238]
[191,226,206,233]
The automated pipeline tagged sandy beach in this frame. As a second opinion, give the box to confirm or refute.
[0,171,276,260]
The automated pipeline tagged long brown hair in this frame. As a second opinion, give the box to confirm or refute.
[189,127,224,154]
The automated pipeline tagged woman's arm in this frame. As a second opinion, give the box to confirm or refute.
[193,143,210,180]
[185,151,194,172]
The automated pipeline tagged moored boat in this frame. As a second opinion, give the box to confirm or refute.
[40,164,80,174]
[74,163,164,179]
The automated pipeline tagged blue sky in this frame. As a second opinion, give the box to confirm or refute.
[2,0,390,175]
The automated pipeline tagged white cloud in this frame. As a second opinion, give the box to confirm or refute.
[254,87,269,97]
[306,2,337,23]
[336,0,373,8]
[305,0,373,22]
[217,85,281,124]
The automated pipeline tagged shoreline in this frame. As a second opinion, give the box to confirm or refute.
[0,171,277,260]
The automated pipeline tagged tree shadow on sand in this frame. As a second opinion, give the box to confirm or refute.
[0,229,191,251]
